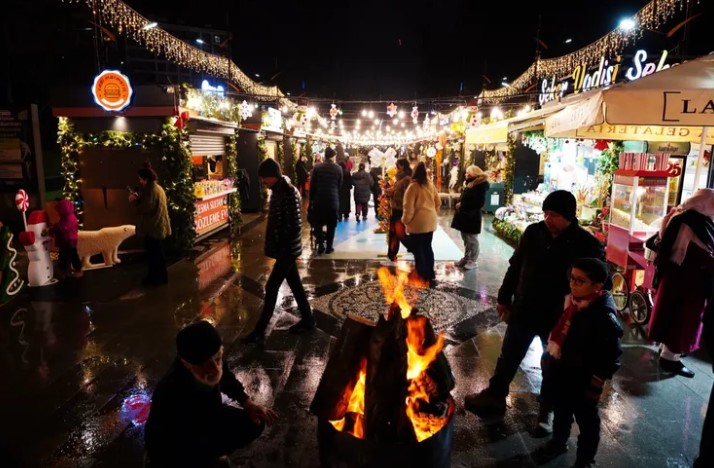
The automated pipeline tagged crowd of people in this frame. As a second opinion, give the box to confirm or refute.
[134,151,714,467]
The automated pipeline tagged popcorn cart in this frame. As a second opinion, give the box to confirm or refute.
[607,168,671,325]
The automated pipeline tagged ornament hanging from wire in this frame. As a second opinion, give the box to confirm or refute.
[386,102,398,118]
[329,103,342,120]
[411,106,419,123]
[239,100,253,120]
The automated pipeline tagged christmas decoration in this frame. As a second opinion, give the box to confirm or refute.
[15,189,29,230]
[329,104,341,120]
[239,100,254,120]
[18,210,55,287]
[257,136,268,208]
[0,222,24,303]
[225,133,242,239]
[173,110,189,129]
[593,139,612,151]
[595,140,623,207]
[492,217,522,247]
[386,102,398,118]
[504,134,517,205]
[411,106,419,123]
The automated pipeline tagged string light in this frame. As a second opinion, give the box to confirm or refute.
[479,0,690,104]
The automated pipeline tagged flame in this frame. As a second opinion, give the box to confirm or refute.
[329,358,367,438]
[377,267,428,318]
[405,315,447,442]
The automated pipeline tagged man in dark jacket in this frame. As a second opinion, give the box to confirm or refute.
[309,147,342,254]
[465,190,605,428]
[145,321,277,467]
[694,299,714,467]
[242,158,315,344]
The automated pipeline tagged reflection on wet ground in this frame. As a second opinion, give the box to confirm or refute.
[0,211,711,467]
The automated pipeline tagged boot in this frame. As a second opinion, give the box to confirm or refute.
[464,388,507,417]
[289,316,316,334]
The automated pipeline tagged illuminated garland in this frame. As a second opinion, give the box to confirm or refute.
[504,134,518,205]
[257,136,268,208]
[480,0,691,104]
[225,133,242,237]
[57,118,196,250]
[305,138,314,168]
[62,0,290,105]
[276,141,284,173]
[595,141,624,206]
[182,86,244,122]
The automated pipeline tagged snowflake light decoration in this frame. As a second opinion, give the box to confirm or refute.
[239,100,253,120]
[411,106,419,123]
[386,102,398,118]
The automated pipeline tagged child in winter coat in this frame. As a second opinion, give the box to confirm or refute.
[51,199,83,278]
[536,257,623,468]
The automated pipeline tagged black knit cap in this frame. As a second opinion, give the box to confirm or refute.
[542,190,578,222]
[258,158,282,178]
[572,257,610,284]
[176,321,222,365]
[324,147,336,159]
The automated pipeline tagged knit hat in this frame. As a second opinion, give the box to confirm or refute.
[258,158,282,178]
[571,257,610,284]
[176,321,222,365]
[324,147,336,159]
[542,190,577,222]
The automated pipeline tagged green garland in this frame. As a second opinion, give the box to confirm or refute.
[305,137,314,168]
[504,133,517,205]
[57,118,196,251]
[595,141,623,206]
[276,141,284,171]
[257,136,268,207]
[225,132,242,238]
[290,138,297,176]
[492,217,522,247]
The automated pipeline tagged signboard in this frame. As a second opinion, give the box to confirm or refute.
[195,196,229,235]
[574,124,714,145]
[646,141,691,156]
[464,122,508,145]
[91,70,133,112]
[0,110,22,163]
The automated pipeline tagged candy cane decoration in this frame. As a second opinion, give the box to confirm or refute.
[4,232,23,296]
[15,189,29,231]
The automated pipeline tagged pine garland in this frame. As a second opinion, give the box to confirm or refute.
[276,141,284,171]
[504,133,518,205]
[57,118,197,251]
[595,140,623,206]
[492,217,522,247]
[257,136,268,207]
[305,137,314,169]
[225,132,242,237]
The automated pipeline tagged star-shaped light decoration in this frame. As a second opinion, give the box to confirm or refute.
[411,106,419,123]
[422,114,431,130]
[386,102,398,118]
[239,100,253,120]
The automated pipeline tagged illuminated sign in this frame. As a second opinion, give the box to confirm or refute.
[201,80,225,97]
[91,70,133,112]
[261,107,283,133]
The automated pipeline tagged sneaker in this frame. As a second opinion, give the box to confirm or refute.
[464,388,507,417]
[317,244,325,255]
[533,439,568,464]
[531,407,553,437]
[289,317,316,334]
[463,260,477,270]
[454,257,467,268]
[240,331,265,345]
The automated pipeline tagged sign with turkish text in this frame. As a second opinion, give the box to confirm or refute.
[92,70,133,112]
[661,92,714,126]
[646,141,691,156]
[575,124,714,145]
[195,197,229,235]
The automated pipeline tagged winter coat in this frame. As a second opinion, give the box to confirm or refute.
[498,221,605,335]
[144,359,249,467]
[351,170,373,204]
[264,176,303,259]
[135,181,171,240]
[370,167,383,197]
[450,176,489,234]
[648,209,714,353]
[309,160,343,214]
[295,160,309,186]
[339,167,353,214]
[390,173,411,210]
[549,292,623,396]
[402,181,440,234]
[51,199,79,248]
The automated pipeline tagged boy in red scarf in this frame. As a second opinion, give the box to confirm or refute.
[536,258,623,468]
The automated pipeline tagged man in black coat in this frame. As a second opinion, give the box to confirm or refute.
[145,321,277,467]
[309,147,343,254]
[465,190,605,430]
[242,158,315,344]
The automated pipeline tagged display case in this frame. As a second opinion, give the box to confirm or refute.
[607,170,669,269]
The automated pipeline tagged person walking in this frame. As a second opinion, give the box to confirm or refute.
[464,190,605,432]
[383,158,412,262]
[295,155,309,198]
[338,161,352,221]
[129,163,171,287]
[401,162,440,283]
[647,188,714,378]
[535,258,623,468]
[451,165,489,270]
[309,147,342,254]
[145,321,277,467]
[351,163,373,222]
[242,158,315,344]
[50,199,82,279]
[370,163,383,220]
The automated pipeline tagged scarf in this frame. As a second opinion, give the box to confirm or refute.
[547,291,604,359]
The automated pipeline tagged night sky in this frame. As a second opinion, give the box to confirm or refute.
[121,0,712,102]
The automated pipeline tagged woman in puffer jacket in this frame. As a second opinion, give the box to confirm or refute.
[401,162,440,283]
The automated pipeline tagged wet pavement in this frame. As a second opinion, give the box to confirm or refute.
[0,208,711,467]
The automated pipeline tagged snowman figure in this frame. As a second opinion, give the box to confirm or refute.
[18,210,55,287]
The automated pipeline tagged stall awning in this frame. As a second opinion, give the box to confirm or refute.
[507,102,568,133]
[544,92,605,138]
[465,121,509,145]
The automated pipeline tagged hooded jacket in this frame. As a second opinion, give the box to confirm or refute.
[51,200,79,248]
[265,176,303,259]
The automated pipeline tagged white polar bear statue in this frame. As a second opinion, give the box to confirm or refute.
[77,225,136,269]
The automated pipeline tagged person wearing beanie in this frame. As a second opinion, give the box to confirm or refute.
[536,257,623,466]
[465,189,605,436]
[242,158,315,344]
[145,321,277,467]
[129,162,171,287]
[308,146,343,254]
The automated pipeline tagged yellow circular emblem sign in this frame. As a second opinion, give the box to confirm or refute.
[91,70,133,112]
